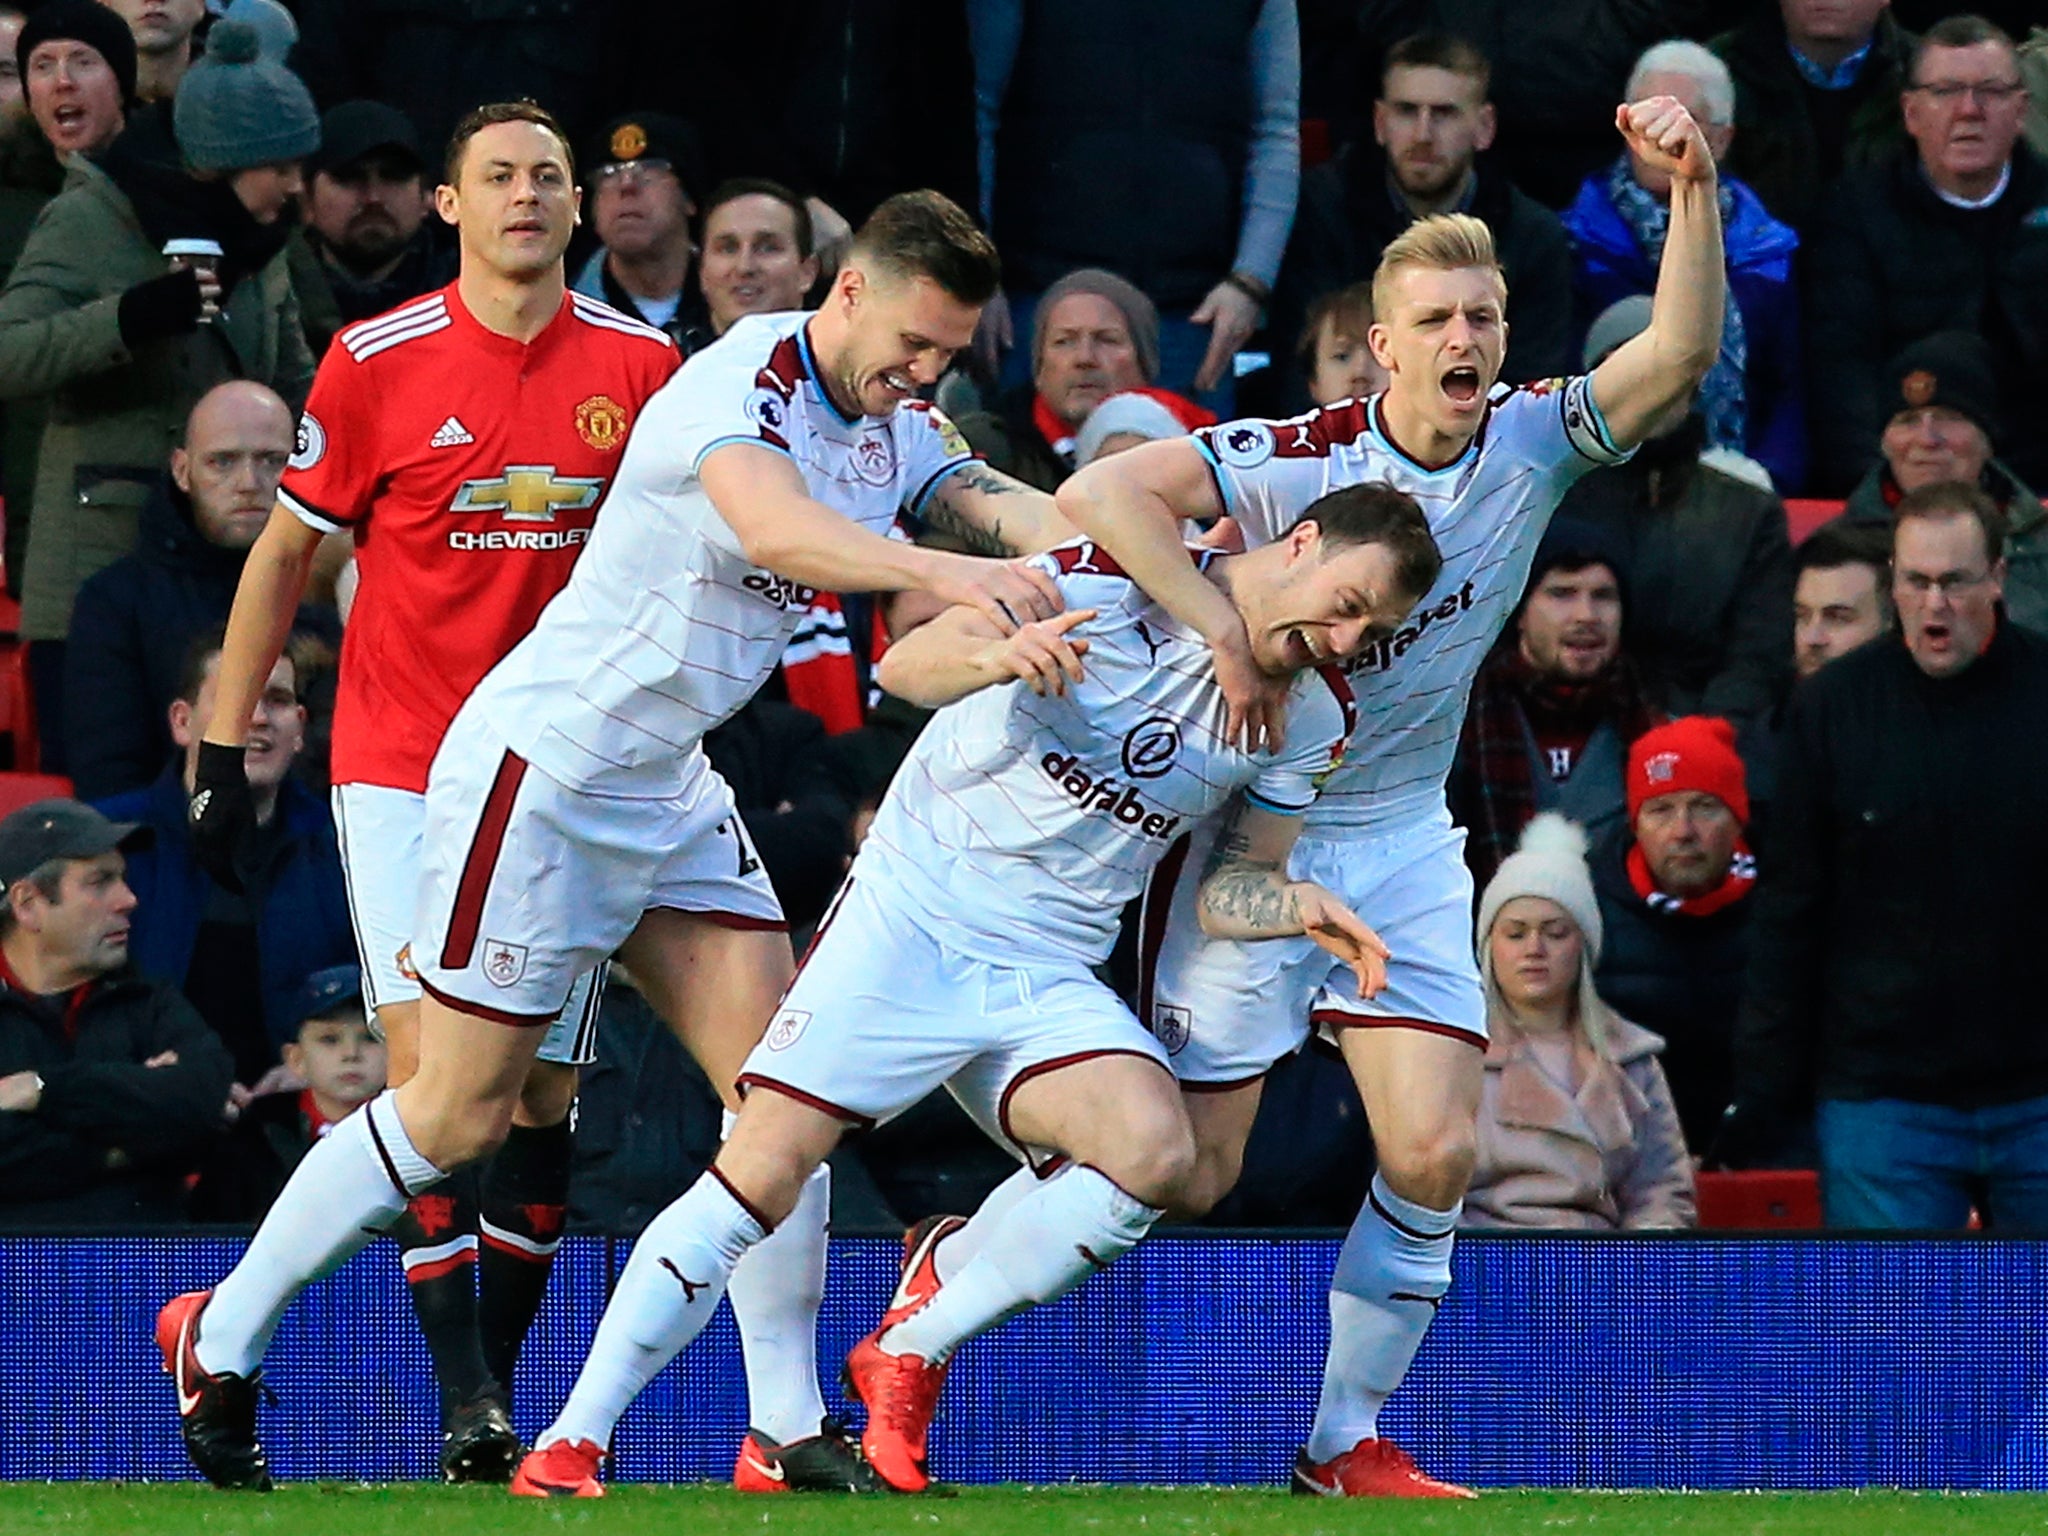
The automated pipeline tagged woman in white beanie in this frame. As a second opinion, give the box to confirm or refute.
[1466,813,1695,1230]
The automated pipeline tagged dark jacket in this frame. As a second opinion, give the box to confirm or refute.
[1712,9,1913,235]
[1805,143,2048,494]
[1737,621,2048,1114]
[1276,144,1573,404]
[1561,171,1806,491]
[1554,424,1795,729]
[1591,821,1754,1153]
[291,224,458,359]
[0,961,232,1227]
[64,478,337,801]
[991,0,1261,307]
[570,248,714,358]
[955,381,1070,495]
[0,116,66,594]
[97,766,355,1063]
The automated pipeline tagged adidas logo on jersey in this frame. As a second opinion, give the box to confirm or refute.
[1039,752,1182,839]
[430,416,475,448]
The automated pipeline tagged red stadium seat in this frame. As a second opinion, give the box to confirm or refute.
[1783,499,1845,544]
[0,644,36,772]
[0,771,73,818]
[1694,1169,1823,1230]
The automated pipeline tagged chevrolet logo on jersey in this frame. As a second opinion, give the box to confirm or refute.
[451,466,605,523]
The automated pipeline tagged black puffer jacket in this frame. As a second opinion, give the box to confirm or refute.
[1737,621,2048,1114]
[1590,822,1754,1153]
[0,965,232,1228]
[1805,143,2048,494]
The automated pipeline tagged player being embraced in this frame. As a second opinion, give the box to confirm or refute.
[159,191,1069,1494]
[1054,97,1725,1498]
[509,482,1441,1497]
[170,101,683,1484]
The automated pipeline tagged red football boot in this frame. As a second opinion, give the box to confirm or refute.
[1291,1437,1475,1498]
[842,1330,946,1494]
[509,1438,606,1498]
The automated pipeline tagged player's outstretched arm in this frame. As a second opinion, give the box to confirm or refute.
[919,461,1079,558]
[1057,438,1286,752]
[876,605,1096,709]
[701,441,1061,634]
[1589,95,1726,453]
[1195,800,1390,998]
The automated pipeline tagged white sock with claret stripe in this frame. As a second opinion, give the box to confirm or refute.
[727,1162,831,1444]
[198,1092,442,1377]
[880,1164,1158,1364]
[932,1161,1060,1283]
[539,1172,765,1450]
[1304,1172,1458,1462]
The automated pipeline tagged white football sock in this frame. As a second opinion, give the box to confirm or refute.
[881,1164,1158,1364]
[930,1161,1056,1285]
[1304,1172,1458,1462]
[198,1092,442,1377]
[727,1162,830,1444]
[539,1171,765,1450]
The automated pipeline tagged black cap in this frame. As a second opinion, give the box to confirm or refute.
[1887,330,2001,448]
[313,99,424,177]
[283,964,365,1036]
[0,799,150,887]
[585,111,702,194]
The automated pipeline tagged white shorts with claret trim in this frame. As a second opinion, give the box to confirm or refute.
[408,710,784,1027]
[331,781,604,1063]
[1138,807,1488,1089]
[738,875,1169,1167]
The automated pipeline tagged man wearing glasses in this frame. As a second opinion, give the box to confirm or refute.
[570,112,712,352]
[1727,480,2048,1228]
[1807,15,2046,495]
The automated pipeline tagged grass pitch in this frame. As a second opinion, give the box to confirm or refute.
[3,1484,2047,1536]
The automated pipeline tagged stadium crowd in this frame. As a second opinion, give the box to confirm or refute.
[0,0,2042,1263]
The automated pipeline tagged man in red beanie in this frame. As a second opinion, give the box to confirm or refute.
[1589,715,1759,1153]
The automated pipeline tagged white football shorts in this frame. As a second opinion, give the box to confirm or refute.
[409,709,784,1026]
[1138,807,1488,1088]
[738,875,1170,1167]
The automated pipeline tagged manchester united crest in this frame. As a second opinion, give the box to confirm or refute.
[575,395,631,452]
[609,122,648,161]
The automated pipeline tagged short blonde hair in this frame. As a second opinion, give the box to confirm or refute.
[1371,212,1506,323]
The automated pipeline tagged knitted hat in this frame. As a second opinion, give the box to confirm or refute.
[1887,330,2001,448]
[1582,294,1654,371]
[1627,715,1749,826]
[1475,814,1622,1059]
[1033,268,1160,383]
[172,19,320,174]
[1527,516,1630,609]
[219,0,301,64]
[17,0,138,107]
[1073,391,1188,467]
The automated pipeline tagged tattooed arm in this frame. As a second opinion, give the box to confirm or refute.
[921,462,1078,558]
[1195,799,1389,997]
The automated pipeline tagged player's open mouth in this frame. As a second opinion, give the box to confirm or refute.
[1292,628,1325,662]
[1441,367,1481,405]
[877,369,913,396]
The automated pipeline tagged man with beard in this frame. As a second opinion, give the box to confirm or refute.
[1275,30,1573,407]
[295,101,455,356]
[1449,521,1660,890]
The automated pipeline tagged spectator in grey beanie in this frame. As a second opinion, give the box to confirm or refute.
[1030,267,1159,384]
[173,19,318,183]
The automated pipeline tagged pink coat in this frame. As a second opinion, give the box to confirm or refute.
[1464,1013,1697,1231]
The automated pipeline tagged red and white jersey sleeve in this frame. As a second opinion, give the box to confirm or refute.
[853,540,1352,969]
[1187,379,1629,834]
[277,286,679,792]
[466,312,975,796]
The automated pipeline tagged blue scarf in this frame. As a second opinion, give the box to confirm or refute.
[1604,156,1747,459]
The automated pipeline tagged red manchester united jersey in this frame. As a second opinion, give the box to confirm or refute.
[279,284,678,791]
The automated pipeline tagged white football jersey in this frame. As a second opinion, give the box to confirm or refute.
[469,312,973,795]
[1194,378,1628,834]
[855,541,1356,970]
